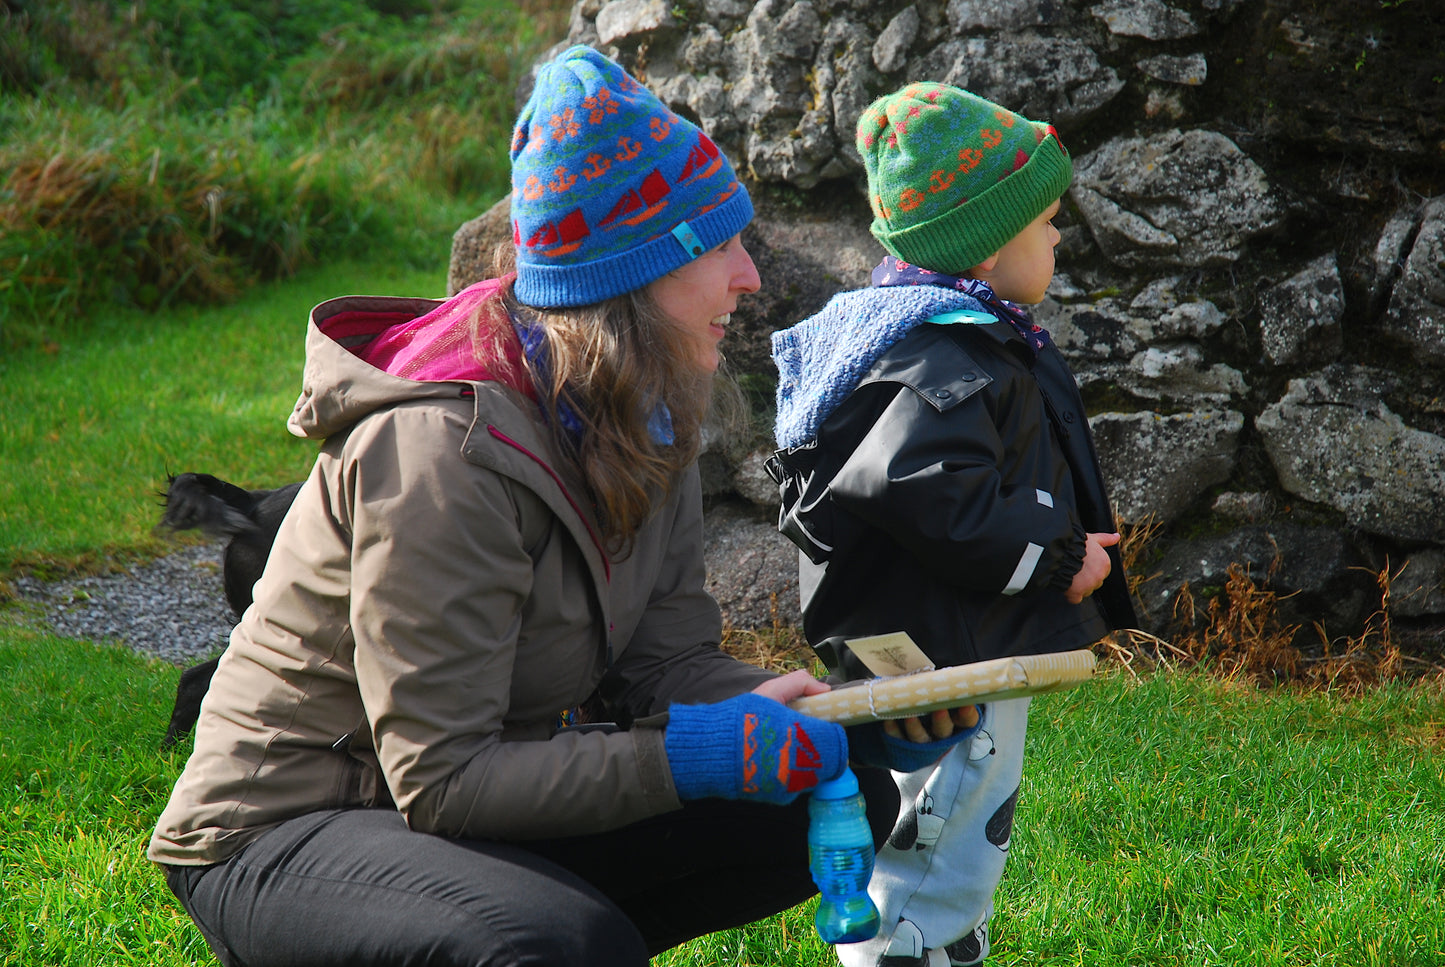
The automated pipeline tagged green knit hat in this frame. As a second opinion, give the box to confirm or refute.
[856,82,1072,275]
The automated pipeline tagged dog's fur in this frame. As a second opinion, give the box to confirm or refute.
[158,473,300,748]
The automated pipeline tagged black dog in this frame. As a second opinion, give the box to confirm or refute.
[158,473,301,748]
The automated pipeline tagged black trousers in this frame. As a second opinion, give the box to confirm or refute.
[165,770,899,967]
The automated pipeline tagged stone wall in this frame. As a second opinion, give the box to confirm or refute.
[451,0,1445,649]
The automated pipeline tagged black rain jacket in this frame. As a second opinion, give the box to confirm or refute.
[768,317,1138,685]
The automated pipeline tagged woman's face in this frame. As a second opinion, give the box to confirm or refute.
[648,234,762,373]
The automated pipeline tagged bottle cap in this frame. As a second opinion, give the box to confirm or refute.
[812,766,860,799]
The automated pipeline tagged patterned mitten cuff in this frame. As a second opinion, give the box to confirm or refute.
[664,693,847,804]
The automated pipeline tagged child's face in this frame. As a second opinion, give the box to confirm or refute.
[977,199,1062,305]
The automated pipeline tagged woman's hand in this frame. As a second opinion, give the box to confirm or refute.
[666,688,847,803]
[751,668,831,704]
[882,705,980,743]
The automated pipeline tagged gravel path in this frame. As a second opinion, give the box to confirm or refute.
[10,500,802,665]
[11,543,238,665]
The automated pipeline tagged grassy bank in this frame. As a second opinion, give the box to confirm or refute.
[1,0,566,352]
[1,0,570,578]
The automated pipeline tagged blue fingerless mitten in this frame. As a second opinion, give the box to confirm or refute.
[881,709,984,773]
[664,693,848,804]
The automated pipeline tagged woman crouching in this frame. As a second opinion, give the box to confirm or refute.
[148,44,898,966]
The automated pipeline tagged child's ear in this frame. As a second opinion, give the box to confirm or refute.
[969,253,1001,276]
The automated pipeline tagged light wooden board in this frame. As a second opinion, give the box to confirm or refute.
[789,649,1096,726]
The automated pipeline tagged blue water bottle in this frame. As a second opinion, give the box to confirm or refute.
[808,766,881,944]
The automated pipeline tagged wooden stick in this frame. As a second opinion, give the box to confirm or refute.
[789,650,1096,726]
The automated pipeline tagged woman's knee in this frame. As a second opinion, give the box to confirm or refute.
[433,889,648,967]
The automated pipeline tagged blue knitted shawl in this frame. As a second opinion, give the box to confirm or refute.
[772,286,995,449]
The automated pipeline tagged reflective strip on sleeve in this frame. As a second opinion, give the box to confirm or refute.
[1002,542,1044,596]
[1036,489,1054,508]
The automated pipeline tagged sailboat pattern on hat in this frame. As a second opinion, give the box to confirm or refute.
[508,45,750,307]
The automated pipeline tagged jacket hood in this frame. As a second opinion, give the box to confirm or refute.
[288,278,528,440]
[771,286,993,449]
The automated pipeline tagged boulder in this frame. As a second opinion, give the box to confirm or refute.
[1089,0,1200,40]
[947,0,1069,32]
[1382,196,1445,363]
[1257,253,1345,367]
[1090,409,1244,525]
[1256,366,1445,544]
[1033,296,1140,363]
[595,0,678,46]
[872,5,919,75]
[1136,52,1208,86]
[447,198,512,298]
[703,499,802,630]
[1137,523,1368,636]
[1070,130,1284,268]
[1394,550,1445,620]
[1118,344,1246,404]
[913,33,1124,125]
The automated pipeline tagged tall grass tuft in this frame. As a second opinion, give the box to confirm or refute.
[0,1,135,98]
[1100,516,1443,690]
[0,98,396,348]
[0,0,571,352]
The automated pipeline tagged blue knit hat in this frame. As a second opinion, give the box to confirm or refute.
[509,45,753,308]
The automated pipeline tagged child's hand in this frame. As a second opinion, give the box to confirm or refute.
[880,705,983,771]
[883,705,980,743]
[1065,531,1119,604]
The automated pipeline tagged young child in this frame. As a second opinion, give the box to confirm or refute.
[768,83,1138,967]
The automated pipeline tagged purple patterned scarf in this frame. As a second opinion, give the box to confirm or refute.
[871,256,1051,357]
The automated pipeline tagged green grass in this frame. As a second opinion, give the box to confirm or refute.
[0,626,212,964]
[656,673,1445,967]
[1,262,1442,962]
[0,0,564,350]
[3,618,1441,966]
[0,256,448,575]
[996,674,1445,966]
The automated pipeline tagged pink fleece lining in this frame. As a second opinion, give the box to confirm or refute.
[325,276,530,394]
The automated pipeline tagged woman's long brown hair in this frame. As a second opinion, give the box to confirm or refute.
[478,243,731,556]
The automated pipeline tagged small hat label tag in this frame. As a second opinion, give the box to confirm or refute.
[671,221,705,259]
[926,310,997,326]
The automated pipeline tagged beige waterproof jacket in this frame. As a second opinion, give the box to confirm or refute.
[148,284,773,866]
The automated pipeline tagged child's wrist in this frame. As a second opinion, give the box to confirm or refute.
[881,709,982,772]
